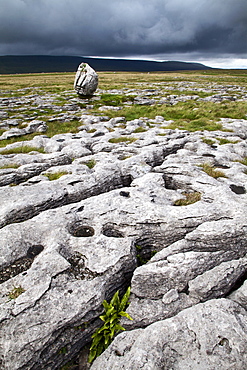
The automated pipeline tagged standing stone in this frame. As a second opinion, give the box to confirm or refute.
[74,63,98,96]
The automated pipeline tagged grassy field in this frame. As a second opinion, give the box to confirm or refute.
[0,69,247,92]
[0,70,246,148]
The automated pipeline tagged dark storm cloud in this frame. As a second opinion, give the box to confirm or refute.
[0,0,246,60]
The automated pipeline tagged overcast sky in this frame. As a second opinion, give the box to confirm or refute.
[0,0,246,68]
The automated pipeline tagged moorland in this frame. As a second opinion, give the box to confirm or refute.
[0,69,247,146]
[0,69,247,370]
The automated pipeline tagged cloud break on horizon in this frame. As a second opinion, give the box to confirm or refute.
[0,0,246,68]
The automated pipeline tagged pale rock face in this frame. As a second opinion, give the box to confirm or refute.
[0,76,247,369]
[91,299,247,370]
[74,63,98,96]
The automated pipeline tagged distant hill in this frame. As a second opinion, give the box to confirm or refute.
[0,55,212,74]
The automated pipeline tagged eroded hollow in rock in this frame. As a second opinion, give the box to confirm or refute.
[162,174,178,190]
[119,191,130,198]
[202,153,216,158]
[68,222,95,237]
[229,184,246,194]
[102,224,124,238]
[0,244,44,283]
[215,163,230,169]
[27,244,44,258]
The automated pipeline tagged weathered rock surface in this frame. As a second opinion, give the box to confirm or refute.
[0,120,47,140]
[74,63,98,96]
[91,299,247,370]
[0,78,247,369]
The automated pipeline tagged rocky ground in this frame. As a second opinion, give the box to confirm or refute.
[0,76,247,369]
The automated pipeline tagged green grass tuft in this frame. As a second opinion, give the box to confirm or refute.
[0,145,45,155]
[95,93,135,107]
[0,163,20,169]
[217,138,240,145]
[202,137,216,146]
[43,171,68,181]
[83,159,96,169]
[133,127,147,133]
[174,192,201,206]
[109,136,137,144]
[45,119,81,137]
[200,163,227,178]
[8,286,25,300]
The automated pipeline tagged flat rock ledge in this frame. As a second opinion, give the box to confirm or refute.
[0,95,247,368]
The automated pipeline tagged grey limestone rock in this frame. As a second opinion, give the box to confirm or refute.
[0,79,247,369]
[74,63,98,96]
[91,299,247,370]
[188,258,247,301]
[229,280,247,310]
[0,120,47,140]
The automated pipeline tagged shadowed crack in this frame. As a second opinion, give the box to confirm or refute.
[0,245,44,283]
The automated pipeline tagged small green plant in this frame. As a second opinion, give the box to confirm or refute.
[74,322,88,331]
[135,244,157,265]
[136,254,147,265]
[58,346,67,355]
[43,171,68,181]
[108,136,137,144]
[200,163,227,178]
[83,159,96,169]
[174,192,201,206]
[88,287,132,363]
[60,361,76,370]
[135,244,142,251]
[8,286,25,300]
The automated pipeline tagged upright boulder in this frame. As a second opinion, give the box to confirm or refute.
[74,63,98,96]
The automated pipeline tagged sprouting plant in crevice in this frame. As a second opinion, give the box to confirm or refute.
[58,346,67,355]
[8,286,25,300]
[88,287,132,363]
[84,159,96,169]
[135,244,146,265]
[135,244,157,266]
